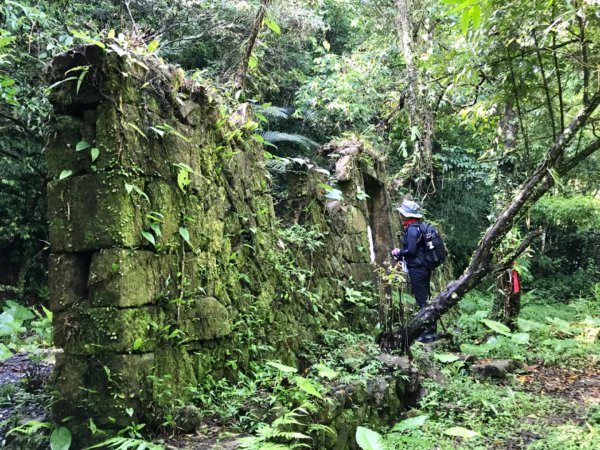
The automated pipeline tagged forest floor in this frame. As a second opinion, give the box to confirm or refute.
[0,294,598,449]
[506,363,600,449]
[1,347,597,449]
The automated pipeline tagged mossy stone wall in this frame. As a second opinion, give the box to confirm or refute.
[46,44,398,442]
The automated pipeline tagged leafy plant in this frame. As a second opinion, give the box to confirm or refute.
[86,436,165,450]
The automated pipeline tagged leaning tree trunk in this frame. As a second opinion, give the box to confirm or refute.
[388,90,600,351]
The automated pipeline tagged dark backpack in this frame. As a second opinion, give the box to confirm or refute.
[417,223,447,269]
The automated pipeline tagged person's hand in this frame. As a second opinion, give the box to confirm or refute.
[391,248,401,259]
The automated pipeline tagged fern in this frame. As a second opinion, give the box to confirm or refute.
[255,105,291,120]
[85,436,165,450]
[261,131,319,150]
[265,158,290,174]
[238,405,313,450]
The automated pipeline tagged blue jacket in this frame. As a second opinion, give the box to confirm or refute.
[399,223,428,269]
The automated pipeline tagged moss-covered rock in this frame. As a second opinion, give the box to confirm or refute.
[88,249,177,307]
[48,173,144,252]
[46,115,91,179]
[47,46,400,443]
[54,306,164,354]
[171,296,232,345]
[52,352,155,429]
[48,253,90,312]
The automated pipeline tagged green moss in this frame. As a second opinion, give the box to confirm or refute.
[172,296,232,344]
[53,352,155,429]
[46,115,89,179]
[88,249,178,307]
[48,173,144,252]
[54,306,164,354]
[153,345,197,403]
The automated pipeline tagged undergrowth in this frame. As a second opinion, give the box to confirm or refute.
[355,286,599,450]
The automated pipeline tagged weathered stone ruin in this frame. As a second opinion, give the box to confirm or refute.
[46,43,414,447]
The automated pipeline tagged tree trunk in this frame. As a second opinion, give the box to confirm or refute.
[394,0,435,196]
[234,0,271,94]
[384,90,600,351]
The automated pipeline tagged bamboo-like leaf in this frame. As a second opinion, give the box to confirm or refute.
[355,426,386,450]
[179,227,190,243]
[141,231,156,247]
[124,121,148,139]
[266,361,298,373]
[470,5,481,29]
[264,17,281,34]
[444,426,479,439]
[293,376,323,399]
[392,415,428,432]
[482,319,512,336]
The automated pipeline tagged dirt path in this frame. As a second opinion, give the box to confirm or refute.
[0,352,53,440]
[519,363,600,405]
[502,363,600,449]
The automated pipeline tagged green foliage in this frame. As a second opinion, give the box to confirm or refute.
[451,290,600,365]
[86,436,164,450]
[0,300,52,358]
[531,195,600,231]
[238,405,313,450]
[355,426,386,450]
[5,420,70,450]
[49,426,72,450]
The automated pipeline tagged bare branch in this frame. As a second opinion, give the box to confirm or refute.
[234,0,271,94]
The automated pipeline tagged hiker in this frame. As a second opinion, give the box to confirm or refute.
[391,199,436,342]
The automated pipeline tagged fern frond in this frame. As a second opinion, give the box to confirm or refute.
[265,158,289,174]
[85,436,165,450]
[307,423,336,435]
[256,105,290,120]
[261,131,319,150]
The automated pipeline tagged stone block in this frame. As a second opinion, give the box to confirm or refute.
[349,263,374,283]
[347,206,368,234]
[173,297,232,344]
[95,102,215,181]
[54,305,163,354]
[471,359,523,378]
[48,253,90,312]
[48,173,144,252]
[46,115,91,179]
[52,352,154,429]
[154,345,198,401]
[88,249,178,307]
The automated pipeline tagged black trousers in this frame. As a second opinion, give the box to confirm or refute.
[409,266,435,334]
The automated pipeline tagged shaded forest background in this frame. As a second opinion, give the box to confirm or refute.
[1,1,600,449]
[1,0,599,306]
